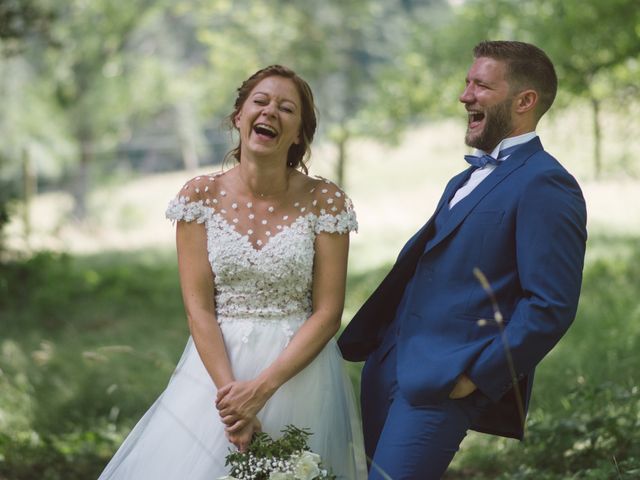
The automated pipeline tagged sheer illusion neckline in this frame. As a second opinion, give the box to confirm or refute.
[209,209,312,253]
[170,170,352,250]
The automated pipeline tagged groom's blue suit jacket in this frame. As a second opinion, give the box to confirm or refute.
[338,138,587,440]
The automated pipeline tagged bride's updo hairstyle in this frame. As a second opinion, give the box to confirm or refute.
[226,65,318,173]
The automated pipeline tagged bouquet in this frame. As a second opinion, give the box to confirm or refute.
[218,425,336,480]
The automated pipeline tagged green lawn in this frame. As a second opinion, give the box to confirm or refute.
[1,233,639,479]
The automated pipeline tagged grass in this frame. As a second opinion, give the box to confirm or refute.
[444,234,640,479]
[1,232,639,479]
[2,109,640,478]
[6,112,640,259]
[0,249,188,479]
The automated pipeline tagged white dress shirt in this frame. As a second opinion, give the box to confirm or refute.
[449,132,538,209]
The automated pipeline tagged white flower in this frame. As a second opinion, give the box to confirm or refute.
[293,452,321,480]
[300,451,321,465]
[270,472,295,480]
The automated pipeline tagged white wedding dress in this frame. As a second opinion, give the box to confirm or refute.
[98,172,367,480]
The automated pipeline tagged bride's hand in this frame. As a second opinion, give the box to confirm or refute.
[216,380,272,433]
[226,417,262,452]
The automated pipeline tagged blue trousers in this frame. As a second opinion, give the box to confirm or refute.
[361,344,491,480]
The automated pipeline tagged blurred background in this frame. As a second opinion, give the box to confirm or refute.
[1,0,639,478]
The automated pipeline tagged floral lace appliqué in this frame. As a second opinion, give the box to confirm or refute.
[165,188,357,345]
[166,197,211,224]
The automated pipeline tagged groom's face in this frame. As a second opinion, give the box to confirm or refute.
[460,57,517,152]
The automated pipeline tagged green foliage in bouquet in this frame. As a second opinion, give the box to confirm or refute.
[220,425,336,480]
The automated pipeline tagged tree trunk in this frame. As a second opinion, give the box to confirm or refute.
[176,102,199,171]
[72,137,92,220]
[22,146,37,245]
[591,97,602,180]
[336,130,349,187]
[181,139,199,171]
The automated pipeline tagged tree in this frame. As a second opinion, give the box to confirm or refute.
[0,0,60,249]
[0,0,55,56]
[189,0,450,186]
[526,0,640,179]
[444,0,640,178]
[42,0,179,218]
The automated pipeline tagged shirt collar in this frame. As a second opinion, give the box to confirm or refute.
[473,131,538,159]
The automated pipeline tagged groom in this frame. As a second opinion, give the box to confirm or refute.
[338,40,587,479]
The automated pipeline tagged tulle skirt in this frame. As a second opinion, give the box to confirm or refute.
[98,318,367,479]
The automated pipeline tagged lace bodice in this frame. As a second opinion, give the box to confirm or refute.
[165,171,357,340]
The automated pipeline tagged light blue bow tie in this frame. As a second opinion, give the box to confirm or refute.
[464,144,521,168]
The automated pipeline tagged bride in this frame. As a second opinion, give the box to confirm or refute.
[98,65,367,479]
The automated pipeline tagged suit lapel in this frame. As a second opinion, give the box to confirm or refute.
[394,167,475,267]
[362,168,474,308]
[423,138,544,256]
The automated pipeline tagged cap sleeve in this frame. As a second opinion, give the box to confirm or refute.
[313,178,358,234]
[165,176,213,224]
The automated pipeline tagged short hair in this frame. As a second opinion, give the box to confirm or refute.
[473,40,558,118]
[226,65,317,173]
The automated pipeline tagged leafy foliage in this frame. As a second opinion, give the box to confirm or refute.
[446,235,640,479]
[224,425,336,480]
[2,0,639,230]
[446,382,640,479]
[0,237,639,478]
[518,383,640,478]
[232,426,311,462]
[0,425,124,480]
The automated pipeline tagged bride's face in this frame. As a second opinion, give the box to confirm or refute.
[234,76,302,161]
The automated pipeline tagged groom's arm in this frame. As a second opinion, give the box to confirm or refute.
[465,168,587,402]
